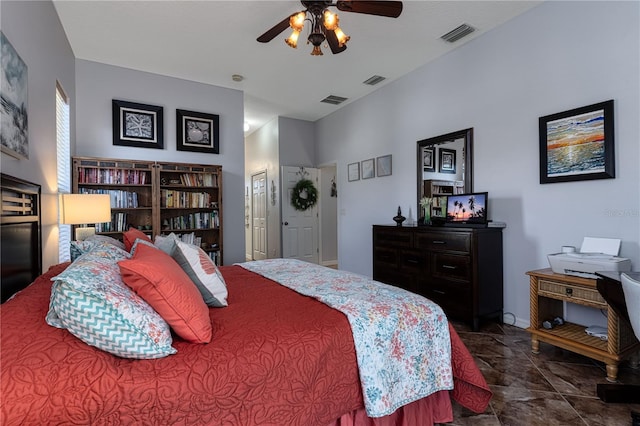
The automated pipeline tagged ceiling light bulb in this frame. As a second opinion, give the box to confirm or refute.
[285,29,300,48]
[323,10,338,31]
[334,28,350,47]
[290,12,306,31]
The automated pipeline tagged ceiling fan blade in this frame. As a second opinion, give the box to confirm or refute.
[325,29,348,54]
[335,1,403,18]
[257,15,292,43]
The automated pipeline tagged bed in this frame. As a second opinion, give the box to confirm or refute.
[1,179,491,425]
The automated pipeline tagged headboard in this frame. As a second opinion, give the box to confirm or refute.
[1,173,42,303]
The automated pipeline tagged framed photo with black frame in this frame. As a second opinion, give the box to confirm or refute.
[176,109,219,154]
[112,100,164,149]
[376,155,392,177]
[347,162,360,182]
[422,147,435,172]
[361,158,375,179]
[439,148,456,174]
[539,100,614,184]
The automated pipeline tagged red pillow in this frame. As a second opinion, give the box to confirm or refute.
[118,243,212,343]
[123,227,153,252]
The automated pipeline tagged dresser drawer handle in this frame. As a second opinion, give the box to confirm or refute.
[442,264,457,270]
[406,259,419,264]
[433,289,446,295]
[432,240,446,244]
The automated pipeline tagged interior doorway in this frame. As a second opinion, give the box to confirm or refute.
[251,171,267,260]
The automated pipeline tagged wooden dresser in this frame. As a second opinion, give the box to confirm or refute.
[372,225,503,330]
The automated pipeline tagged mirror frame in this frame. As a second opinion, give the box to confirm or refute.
[416,128,474,218]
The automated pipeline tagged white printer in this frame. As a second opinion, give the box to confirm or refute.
[547,237,631,279]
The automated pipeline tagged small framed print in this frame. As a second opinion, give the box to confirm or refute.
[361,158,375,179]
[177,109,219,154]
[439,148,456,173]
[377,155,392,177]
[112,99,164,149]
[348,162,360,182]
[422,147,435,172]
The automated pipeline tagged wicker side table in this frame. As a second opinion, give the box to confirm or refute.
[526,268,639,382]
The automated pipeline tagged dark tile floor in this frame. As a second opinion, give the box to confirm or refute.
[448,321,640,426]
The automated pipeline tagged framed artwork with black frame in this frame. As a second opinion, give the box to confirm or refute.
[439,148,456,174]
[176,109,219,154]
[539,100,614,184]
[112,100,164,149]
[422,147,435,172]
[376,155,392,177]
[361,158,375,179]
[347,162,360,182]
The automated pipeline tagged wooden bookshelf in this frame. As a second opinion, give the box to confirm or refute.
[72,157,223,265]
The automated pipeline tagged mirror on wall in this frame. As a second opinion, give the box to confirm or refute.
[416,128,473,222]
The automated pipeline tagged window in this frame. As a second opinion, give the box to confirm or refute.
[56,81,71,262]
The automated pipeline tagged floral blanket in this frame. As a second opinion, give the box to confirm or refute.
[238,259,454,418]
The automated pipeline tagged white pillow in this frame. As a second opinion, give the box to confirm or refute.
[172,241,228,307]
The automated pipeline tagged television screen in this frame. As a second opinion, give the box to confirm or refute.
[445,192,488,224]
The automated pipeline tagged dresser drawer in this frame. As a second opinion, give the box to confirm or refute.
[400,249,424,273]
[416,232,470,253]
[373,247,398,269]
[374,229,414,249]
[431,253,471,281]
[538,279,607,309]
[422,279,471,316]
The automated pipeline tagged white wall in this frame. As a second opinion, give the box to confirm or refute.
[1,0,76,270]
[315,1,639,327]
[74,60,246,265]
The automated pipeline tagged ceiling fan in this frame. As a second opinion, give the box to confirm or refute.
[257,1,403,56]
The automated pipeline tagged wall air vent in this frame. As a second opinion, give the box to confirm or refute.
[363,75,386,86]
[440,23,476,43]
[321,95,348,105]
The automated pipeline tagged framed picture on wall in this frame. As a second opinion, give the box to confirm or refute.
[422,147,435,172]
[539,100,614,184]
[439,148,456,173]
[361,158,375,179]
[348,162,360,182]
[1,32,29,160]
[376,155,392,177]
[112,99,164,149]
[176,109,220,154]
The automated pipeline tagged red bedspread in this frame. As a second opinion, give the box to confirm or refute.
[1,263,491,425]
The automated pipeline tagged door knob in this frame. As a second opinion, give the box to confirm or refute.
[283,221,289,226]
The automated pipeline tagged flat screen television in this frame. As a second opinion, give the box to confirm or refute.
[445,192,488,225]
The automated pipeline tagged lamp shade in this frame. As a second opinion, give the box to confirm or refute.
[60,194,111,225]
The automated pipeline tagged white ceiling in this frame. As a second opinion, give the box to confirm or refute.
[52,1,541,135]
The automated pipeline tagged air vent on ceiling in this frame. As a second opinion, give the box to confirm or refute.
[363,75,386,86]
[321,95,348,105]
[440,24,475,43]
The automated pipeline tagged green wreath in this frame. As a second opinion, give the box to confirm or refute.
[290,179,318,211]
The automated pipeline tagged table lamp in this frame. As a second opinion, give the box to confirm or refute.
[60,193,111,240]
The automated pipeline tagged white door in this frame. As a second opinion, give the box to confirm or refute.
[252,171,267,260]
[281,166,319,264]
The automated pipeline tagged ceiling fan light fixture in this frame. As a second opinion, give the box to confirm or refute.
[285,29,301,48]
[323,10,339,31]
[334,27,350,47]
[310,44,324,56]
[290,12,306,31]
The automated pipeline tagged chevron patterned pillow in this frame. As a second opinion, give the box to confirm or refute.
[47,243,176,359]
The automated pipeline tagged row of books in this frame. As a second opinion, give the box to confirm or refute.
[162,211,219,231]
[80,188,143,209]
[170,173,218,187]
[161,190,211,208]
[78,168,149,185]
[93,212,143,233]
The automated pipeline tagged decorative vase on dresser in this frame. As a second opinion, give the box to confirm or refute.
[372,224,503,331]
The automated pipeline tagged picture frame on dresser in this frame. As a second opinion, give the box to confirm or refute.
[176,109,219,154]
[539,100,615,184]
[112,100,164,149]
